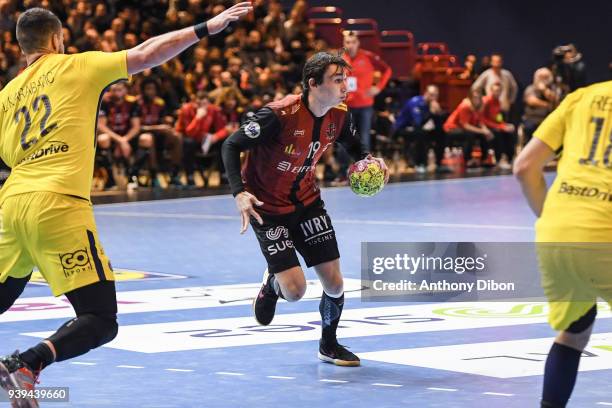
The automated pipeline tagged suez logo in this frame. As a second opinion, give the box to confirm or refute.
[23,301,585,353]
[59,248,93,278]
[264,216,333,255]
[265,226,293,256]
[18,140,69,165]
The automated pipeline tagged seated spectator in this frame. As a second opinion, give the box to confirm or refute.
[482,82,517,169]
[444,89,494,167]
[394,85,448,173]
[472,53,518,114]
[176,91,228,186]
[96,82,150,189]
[522,67,558,145]
[138,77,183,187]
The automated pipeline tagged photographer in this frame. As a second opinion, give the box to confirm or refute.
[522,68,559,145]
[551,44,587,92]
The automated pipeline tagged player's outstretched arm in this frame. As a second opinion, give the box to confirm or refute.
[126,2,252,75]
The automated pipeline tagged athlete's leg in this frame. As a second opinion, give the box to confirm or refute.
[0,275,32,314]
[541,305,596,408]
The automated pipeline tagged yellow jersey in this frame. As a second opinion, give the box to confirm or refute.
[0,51,128,206]
[535,81,612,242]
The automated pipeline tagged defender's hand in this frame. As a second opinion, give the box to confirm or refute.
[235,191,263,234]
[206,2,253,35]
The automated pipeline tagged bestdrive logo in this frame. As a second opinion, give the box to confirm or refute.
[18,140,69,165]
[558,181,612,202]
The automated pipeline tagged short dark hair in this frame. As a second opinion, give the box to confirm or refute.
[16,8,62,54]
[302,51,351,91]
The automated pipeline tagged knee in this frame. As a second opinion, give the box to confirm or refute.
[97,133,111,148]
[557,329,591,351]
[324,281,344,298]
[87,313,119,347]
[282,281,306,302]
[139,133,153,148]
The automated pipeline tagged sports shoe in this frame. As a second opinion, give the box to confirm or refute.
[318,340,360,367]
[0,351,40,408]
[252,269,279,326]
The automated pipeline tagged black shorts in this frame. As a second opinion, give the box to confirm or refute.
[251,199,340,274]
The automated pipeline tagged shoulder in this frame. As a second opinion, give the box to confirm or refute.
[265,94,302,117]
[153,97,165,107]
[332,102,348,112]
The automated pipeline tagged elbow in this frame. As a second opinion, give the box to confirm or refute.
[512,156,532,181]
[126,49,149,75]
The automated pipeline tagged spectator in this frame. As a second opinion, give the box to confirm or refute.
[394,85,448,173]
[551,43,587,92]
[342,30,393,152]
[522,67,559,145]
[482,82,517,169]
[176,91,228,186]
[472,53,518,113]
[458,54,477,80]
[96,82,147,189]
[444,89,494,166]
[138,77,182,187]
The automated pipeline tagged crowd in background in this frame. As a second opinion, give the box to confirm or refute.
[0,0,607,191]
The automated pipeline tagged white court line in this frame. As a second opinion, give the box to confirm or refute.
[215,372,245,376]
[93,174,525,209]
[70,362,96,366]
[597,403,612,406]
[427,387,458,392]
[95,211,533,231]
[319,379,349,384]
[267,376,295,380]
[372,383,403,388]
[116,365,144,369]
[483,392,514,397]
[165,368,194,372]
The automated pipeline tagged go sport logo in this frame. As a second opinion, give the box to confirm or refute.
[265,226,293,255]
[59,248,93,278]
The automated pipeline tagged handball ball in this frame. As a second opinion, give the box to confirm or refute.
[348,158,385,197]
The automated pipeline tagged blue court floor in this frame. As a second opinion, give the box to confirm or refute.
[1,174,611,407]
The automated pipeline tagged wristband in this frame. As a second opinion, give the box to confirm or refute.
[194,22,209,39]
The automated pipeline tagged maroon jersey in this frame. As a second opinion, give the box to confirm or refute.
[222,94,366,215]
[139,96,167,126]
[100,95,140,135]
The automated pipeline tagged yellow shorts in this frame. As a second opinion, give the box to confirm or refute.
[0,192,114,296]
[537,243,612,331]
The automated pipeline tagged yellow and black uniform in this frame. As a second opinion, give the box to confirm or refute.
[534,81,612,330]
[0,50,128,296]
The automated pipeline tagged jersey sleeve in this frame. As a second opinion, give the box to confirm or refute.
[75,51,129,92]
[221,107,281,196]
[534,89,582,151]
[337,110,368,161]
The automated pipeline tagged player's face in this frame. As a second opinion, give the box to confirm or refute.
[318,65,347,106]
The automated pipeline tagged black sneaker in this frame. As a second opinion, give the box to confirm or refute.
[318,340,360,367]
[0,351,40,408]
[252,269,279,326]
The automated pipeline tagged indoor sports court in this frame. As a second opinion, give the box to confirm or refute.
[2,175,611,407]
